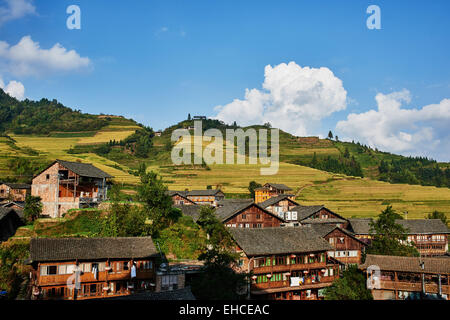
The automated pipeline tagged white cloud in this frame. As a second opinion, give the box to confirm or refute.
[0,35,91,77]
[0,76,25,100]
[214,61,347,136]
[0,0,35,26]
[336,89,450,161]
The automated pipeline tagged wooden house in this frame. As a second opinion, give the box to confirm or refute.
[167,191,196,206]
[309,224,367,265]
[254,183,293,204]
[229,227,339,300]
[289,205,349,228]
[360,254,450,300]
[29,237,159,300]
[31,160,113,218]
[0,207,24,242]
[185,189,225,206]
[347,218,449,256]
[215,200,285,228]
[258,194,299,218]
[0,183,30,202]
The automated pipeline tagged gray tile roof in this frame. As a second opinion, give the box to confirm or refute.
[258,194,298,209]
[360,254,450,274]
[290,205,325,221]
[174,204,203,222]
[186,189,224,197]
[217,198,253,206]
[30,237,158,262]
[167,190,188,197]
[214,201,283,223]
[348,218,449,235]
[1,183,31,189]
[228,226,333,256]
[347,218,373,235]
[57,159,113,179]
[397,219,449,234]
[0,207,23,220]
[264,183,292,191]
[301,218,347,225]
[310,224,367,244]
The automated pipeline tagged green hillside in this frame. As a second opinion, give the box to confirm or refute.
[0,91,449,219]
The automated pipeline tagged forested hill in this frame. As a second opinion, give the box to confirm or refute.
[0,88,137,134]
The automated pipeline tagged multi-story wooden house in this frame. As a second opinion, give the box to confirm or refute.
[29,237,159,300]
[347,218,449,256]
[31,160,112,218]
[216,200,285,228]
[258,194,299,218]
[229,227,339,300]
[0,183,30,202]
[167,191,196,206]
[254,183,293,204]
[310,224,367,265]
[0,207,24,242]
[185,189,225,206]
[360,254,450,300]
[289,205,349,228]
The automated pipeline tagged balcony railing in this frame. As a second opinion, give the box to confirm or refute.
[252,262,327,274]
[379,280,450,295]
[38,270,153,286]
[251,275,337,291]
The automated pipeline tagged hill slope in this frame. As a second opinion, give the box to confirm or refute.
[0,92,449,219]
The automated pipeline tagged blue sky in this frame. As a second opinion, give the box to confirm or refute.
[1,0,449,160]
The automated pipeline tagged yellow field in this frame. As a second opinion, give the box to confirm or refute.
[9,129,139,184]
[77,130,137,144]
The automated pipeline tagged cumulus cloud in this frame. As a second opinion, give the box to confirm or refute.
[0,0,36,26]
[336,89,450,161]
[214,61,347,136]
[0,76,25,100]
[0,35,91,77]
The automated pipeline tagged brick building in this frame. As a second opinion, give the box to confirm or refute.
[31,160,112,218]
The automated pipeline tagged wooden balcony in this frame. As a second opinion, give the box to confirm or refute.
[252,262,327,274]
[379,280,450,295]
[251,275,338,294]
[38,270,153,286]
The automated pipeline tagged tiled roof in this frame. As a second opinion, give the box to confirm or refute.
[214,201,283,223]
[228,226,333,256]
[347,218,373,235]
[309,224,367,245]
[348,218,449,235]
[0,207,23,220]
[216,198,253,206]
[258,194,298,208]
[186,189,223,197]
[301,218,347,225]
[30,237,158,262]
[174,204,203,222]
[360,254,450,275]
[397,219,449,234]
[56,160,113,179]
[1,183,30,189]
[264,183,292,191]
[290,205,325,221]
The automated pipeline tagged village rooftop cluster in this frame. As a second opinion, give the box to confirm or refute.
[0,160,449,300]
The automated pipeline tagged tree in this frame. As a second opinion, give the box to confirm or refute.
[324,265,373,300]
[137,170,178,237]
[427,210,448,226]
[23,195,42,224]
[192,206,247,299]
[335,135,339,142]
[191,248,247,300]
[366,206,419,257]
[343,147,350,158]
[248,181,262,199]
[188,113,191,120]
[328,131,333,139]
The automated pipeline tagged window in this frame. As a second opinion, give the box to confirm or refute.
[123,261,129,271]
[242,214,247,220]
[46,266,57,275]
[46,174,50,180]
[256,214,261,220]
[245,223,250,228]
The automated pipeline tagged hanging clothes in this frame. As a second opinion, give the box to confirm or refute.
[92,265,98,280]
[131,264,137,278]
